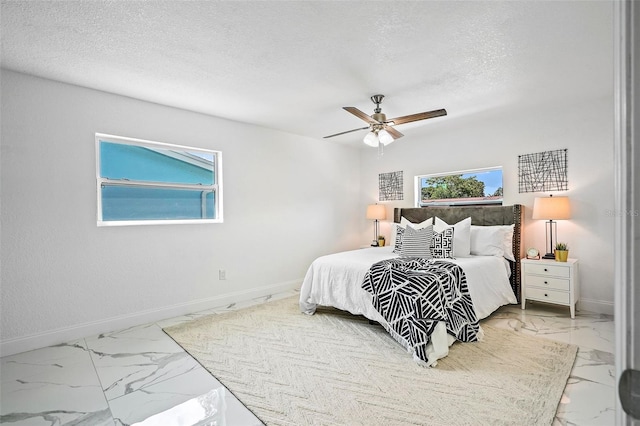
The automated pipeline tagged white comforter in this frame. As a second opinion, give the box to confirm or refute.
[300,246,516,320]
[299,247,517,366]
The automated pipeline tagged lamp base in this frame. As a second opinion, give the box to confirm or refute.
[542,253,555,260]
[371,240,379,247]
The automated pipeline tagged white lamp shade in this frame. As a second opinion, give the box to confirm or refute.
[378,129,394,145]
[366,204,386,220]
[363,131,378,147]
[532,196,571,220]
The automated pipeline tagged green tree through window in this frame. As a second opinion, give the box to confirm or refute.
[421,175,485,200]
[416,167,503,206]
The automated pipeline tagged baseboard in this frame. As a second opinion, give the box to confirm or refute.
[0,280,300,358]
[578,297,615,316]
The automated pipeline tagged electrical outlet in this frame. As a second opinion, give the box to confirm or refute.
[219,269,226,280]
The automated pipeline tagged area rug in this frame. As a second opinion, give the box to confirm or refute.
[163,296,577,426]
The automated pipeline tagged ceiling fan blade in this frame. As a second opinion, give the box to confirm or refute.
[343,107,381,124]
[384,125,404,139]
[387,109,447,126]
[323,126,370,139]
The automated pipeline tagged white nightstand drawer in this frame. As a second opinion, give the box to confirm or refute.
[525,287,570,304]
[525,275,570,291]
[525,263,571,278]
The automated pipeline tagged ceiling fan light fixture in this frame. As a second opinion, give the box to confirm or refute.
[363,131,378,147]
[324,94,446,146]
[378,129,394,145]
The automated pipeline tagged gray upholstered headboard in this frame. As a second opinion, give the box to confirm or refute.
[393,204,524,302]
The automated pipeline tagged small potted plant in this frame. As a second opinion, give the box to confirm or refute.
[555,242,569,262]
[378,235,386,247]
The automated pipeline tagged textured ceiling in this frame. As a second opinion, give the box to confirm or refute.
[1,1,613,145]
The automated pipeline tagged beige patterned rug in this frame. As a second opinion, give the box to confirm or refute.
[164,296,577,426]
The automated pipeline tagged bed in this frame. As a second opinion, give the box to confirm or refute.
[299,204,524,366]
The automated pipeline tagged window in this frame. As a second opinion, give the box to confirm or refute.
[96,133,222,226]
[415,167,503,207]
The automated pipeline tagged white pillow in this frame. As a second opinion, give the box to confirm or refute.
[470,224,515,261]
[502,225,515,262]
[400,216,433,230]
[434,217,471,257]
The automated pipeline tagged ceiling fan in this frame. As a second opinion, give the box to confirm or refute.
[324,94,447,148]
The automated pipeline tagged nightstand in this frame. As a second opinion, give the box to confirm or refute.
[521,258,579,318]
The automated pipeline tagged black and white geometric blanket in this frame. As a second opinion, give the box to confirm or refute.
[362,258,481,365]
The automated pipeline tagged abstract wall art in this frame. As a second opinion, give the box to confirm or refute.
[379,171,403,201]
[518,149,568,193]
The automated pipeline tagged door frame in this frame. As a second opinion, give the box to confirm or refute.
[614,0,638,424]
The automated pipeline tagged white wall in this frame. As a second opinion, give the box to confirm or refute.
[0,70,362,355]
[359,94,615,314]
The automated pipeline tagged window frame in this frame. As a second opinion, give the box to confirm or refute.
[95,133,223,226]
[414,166,503,207]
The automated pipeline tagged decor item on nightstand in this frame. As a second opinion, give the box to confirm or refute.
[378,235,386,247]
[366,204,386,247]
[526,247,540,260]
[555,243,569,262]
[532,194,571,260]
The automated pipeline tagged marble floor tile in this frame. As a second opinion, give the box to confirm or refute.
[554,378,616,426]
[485,303,615,353]
[108,366,262,426]
[85,323,202,401]
[0,340,113,426]
[571,347,615,387]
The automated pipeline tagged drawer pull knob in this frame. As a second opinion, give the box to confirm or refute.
[544,293,548,297]
[544,268,548,272]
[544,281,548,284]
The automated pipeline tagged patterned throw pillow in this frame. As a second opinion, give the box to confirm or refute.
[394,218,433,254]
[393,225,405,254]
[434,217,471,257]
[400,225,434,258]
[431,227,455,258]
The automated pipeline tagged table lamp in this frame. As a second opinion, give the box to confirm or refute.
[366,204,386,246]
[532,195,571,259]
